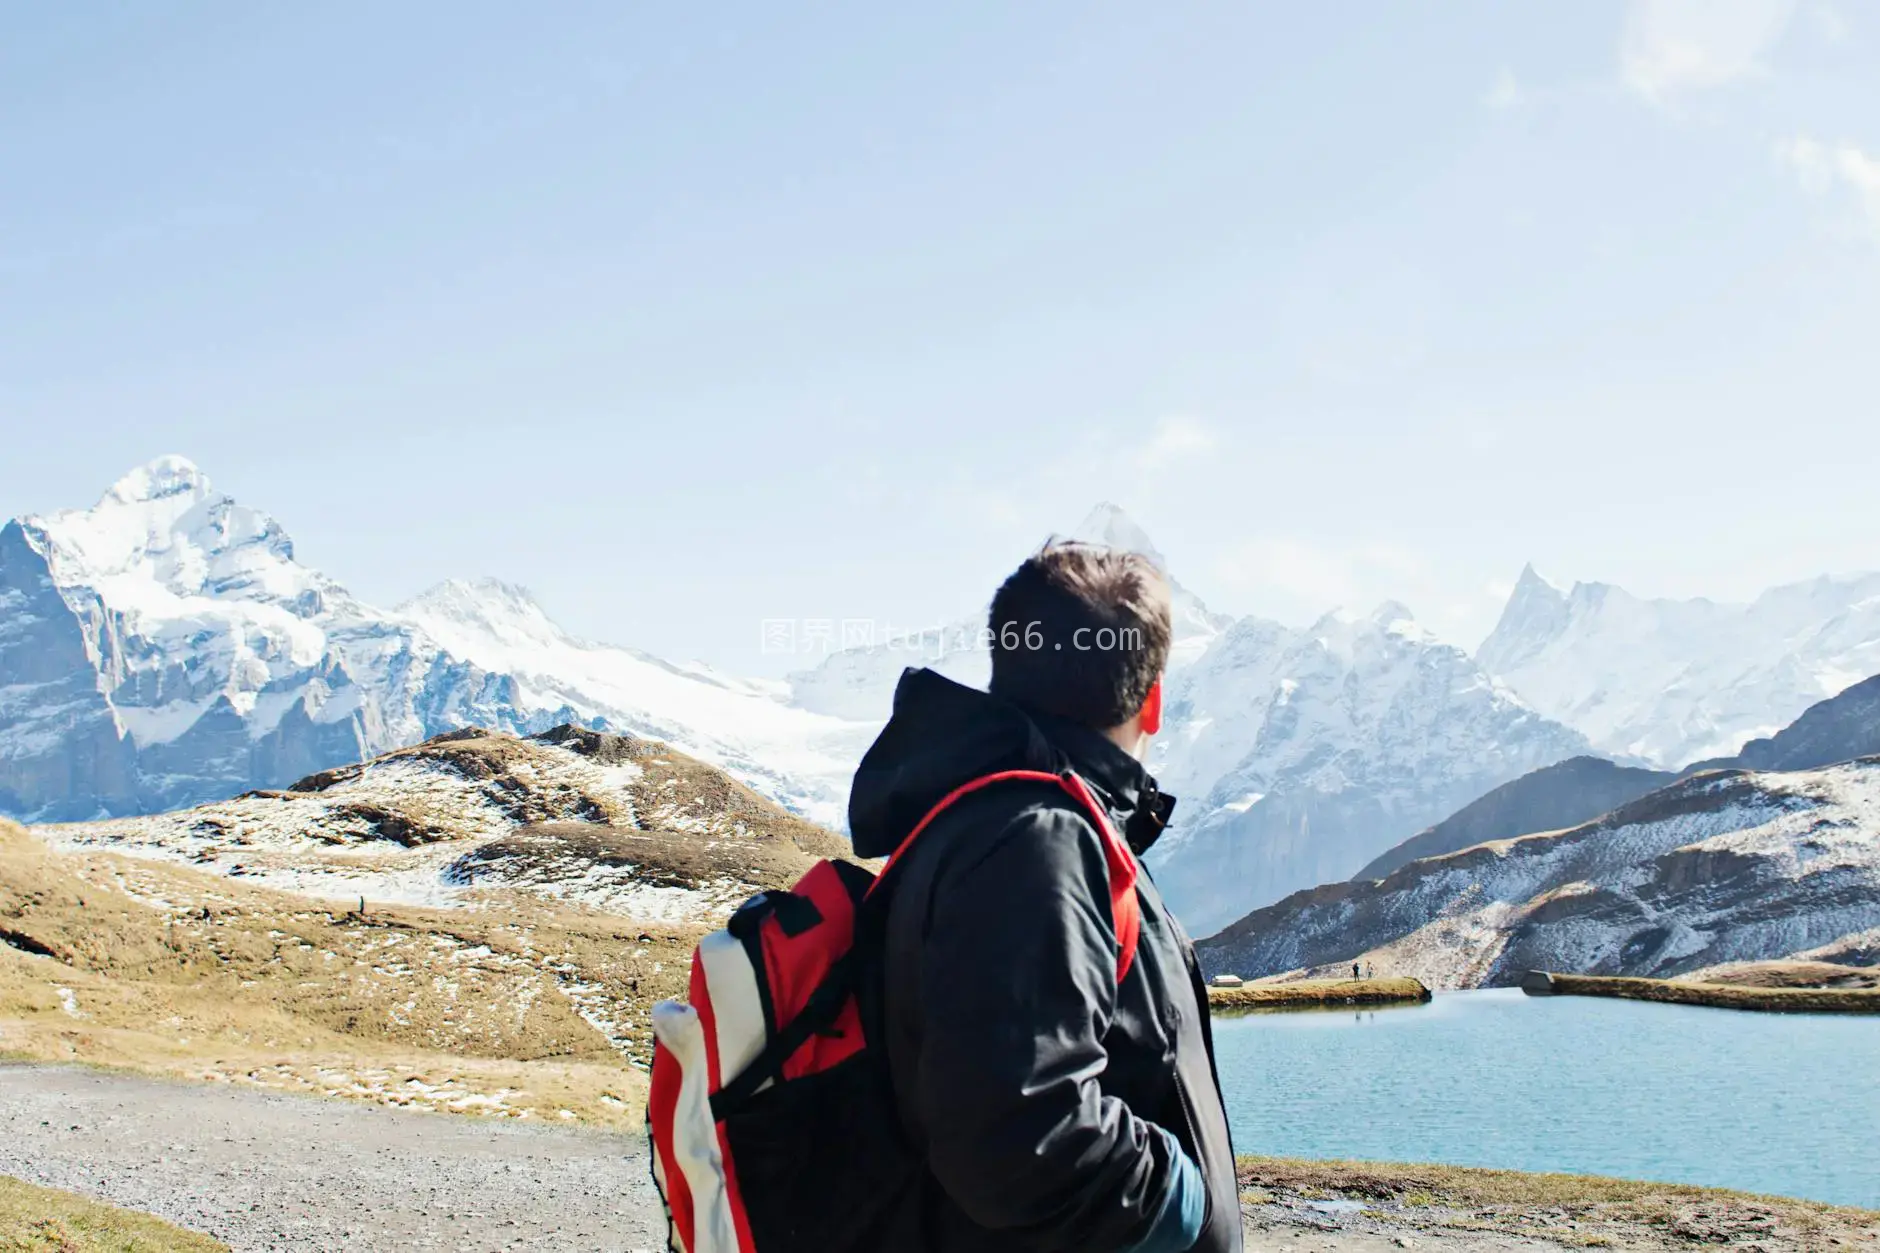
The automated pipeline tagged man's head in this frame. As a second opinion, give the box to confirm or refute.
[987,541,1172,756]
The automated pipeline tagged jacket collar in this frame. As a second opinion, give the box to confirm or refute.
[1023,706,1178,856]
[847,669,1179,858]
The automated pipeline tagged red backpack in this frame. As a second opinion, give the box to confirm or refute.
[647,768,1143,1253]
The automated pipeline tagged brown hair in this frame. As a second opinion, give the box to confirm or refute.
[986,540,1172,728]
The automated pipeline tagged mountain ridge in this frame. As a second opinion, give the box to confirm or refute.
[1477,563,1880,767]
[1145,602,1590,934]
[1202,675,1880,986]
[1349,671,1880,886]
[4,462,1598,940]
[1198,756,1880,988]
[0,458,870,825]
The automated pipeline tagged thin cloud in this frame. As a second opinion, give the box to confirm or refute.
[1620,0,1797,105]
[1209,538,1515,648]
[1812,1,1850,43]
[1483,68,1526,112]
[1776,135,1880,238]
[1136,415,1219,471]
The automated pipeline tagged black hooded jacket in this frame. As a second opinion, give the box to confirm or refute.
[849,669,1242,1253]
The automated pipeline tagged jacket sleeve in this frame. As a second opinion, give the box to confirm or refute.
[908,803,1182,1252]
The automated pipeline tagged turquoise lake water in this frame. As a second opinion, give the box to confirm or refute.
[1212,988,1880,1209]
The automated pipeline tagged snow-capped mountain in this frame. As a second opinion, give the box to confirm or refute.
[1199,757,1880,988]
[785,502,1232,721]
[1069,502,1235,668]
[1146,603,1590,936]
[1,463,1591,939]
[783,505,1590,931]
[0,458,871,824]
[789,506,1589,932]
[1478,564,1880,768]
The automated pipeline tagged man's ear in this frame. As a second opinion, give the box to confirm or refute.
[1139,677,1163,738]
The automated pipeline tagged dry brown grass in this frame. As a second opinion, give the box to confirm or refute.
[0,817,687,1123]
[3,727,859,1125]
[1541,971,1880,1014]
[1238,1155,1880,1249]
[0,1176,227,1252]
[1681,959,1879,990]
[1207,977,1431,1012]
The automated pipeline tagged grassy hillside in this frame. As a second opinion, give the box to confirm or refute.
[0,724,861,1122]
[0,813,696,1122]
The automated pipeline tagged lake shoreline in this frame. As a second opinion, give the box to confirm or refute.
[1523,969,1880,1013]
[1238,1154,1880,1251]
[1213,986,1880,1211]
[1207,976,1431,1012]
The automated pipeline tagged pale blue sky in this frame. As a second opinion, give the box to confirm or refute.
[4,2,1877,674]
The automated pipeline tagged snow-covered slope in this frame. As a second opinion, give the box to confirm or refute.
[1147,603,1590,935]
[1478,564,1880,768]
[0,458,871,823]
[1199,759,1880,987]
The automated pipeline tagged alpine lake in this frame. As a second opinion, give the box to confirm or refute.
[1212,988,1880,1209]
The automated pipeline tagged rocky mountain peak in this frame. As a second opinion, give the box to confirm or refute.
[1367,599,1422,632]
[24,457,304,595]
[1070,501,1164,562]
[403,577,546,620]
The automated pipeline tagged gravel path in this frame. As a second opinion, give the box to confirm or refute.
[0,1062,1502,1252]
[0,1062,667,1252]
[11,1061,1857,1252]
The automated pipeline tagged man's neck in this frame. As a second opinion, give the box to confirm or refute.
[1101,722,1147,762]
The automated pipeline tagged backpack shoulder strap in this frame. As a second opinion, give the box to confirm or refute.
[868,769,1141,983]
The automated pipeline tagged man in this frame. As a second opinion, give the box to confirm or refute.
[848,541,1242,1253]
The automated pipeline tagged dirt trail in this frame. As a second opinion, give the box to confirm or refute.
[0,1062,666,1252]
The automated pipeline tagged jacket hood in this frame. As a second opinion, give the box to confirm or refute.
[848,668,1177,859]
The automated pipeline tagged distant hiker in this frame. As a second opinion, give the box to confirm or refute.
[1353,962,1361,982]
[649,541,1240,1253]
